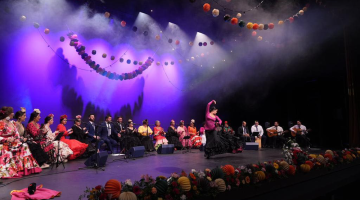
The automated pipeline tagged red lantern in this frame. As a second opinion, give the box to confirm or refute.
[203,3,211,12]
[268,23,275,29]
[252,23,259,30]
[230,18,238,25]
[175,40,180,45]
[121,21,126,27]
[289,17,294,23]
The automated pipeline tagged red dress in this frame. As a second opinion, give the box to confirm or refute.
[55,124,88,160]
[188,126,202,148]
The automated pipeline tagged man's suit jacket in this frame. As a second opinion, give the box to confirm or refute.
[97,122,117,140]
[114,122,125,133]
[237,126,250,137]
[86,121,96,138]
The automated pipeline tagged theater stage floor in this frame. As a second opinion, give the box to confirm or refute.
[0,148,318,200]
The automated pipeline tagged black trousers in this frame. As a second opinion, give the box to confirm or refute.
[296,134,311,147]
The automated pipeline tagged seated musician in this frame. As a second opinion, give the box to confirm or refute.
[266,121,286,148]
[251,121,267,146]
[290,120,311,148]
[138,120,155,152]
[237,121,250,143]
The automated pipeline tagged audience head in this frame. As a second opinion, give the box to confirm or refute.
[60,114,68,124]
[0,106,14,120]
[29,109,41,123]
[89,114,95,122]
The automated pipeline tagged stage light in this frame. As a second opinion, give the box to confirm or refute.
[151,10,153,12]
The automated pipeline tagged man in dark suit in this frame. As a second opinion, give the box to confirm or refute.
[237,121,251,143]
[97,115,120,154]
[114,116,126,135]
[85,114,104,151]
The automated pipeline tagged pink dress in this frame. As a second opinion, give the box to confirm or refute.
[153,127,168,147]
[0,120,42,179]
[11,184,61,200]
[177,126,189,147]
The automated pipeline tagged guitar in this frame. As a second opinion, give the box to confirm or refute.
[291,128,311,137]
[267,129,289,137]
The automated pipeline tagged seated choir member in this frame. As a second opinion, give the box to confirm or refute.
[237,121,251,143]
[153,120,168,147]
[0,106,42,178]
[71,116,96,155]
[122,121,141,151]
[223,121,243,153]
[56,115,88,159]
[177,120,189,148]
[97,115,120,154]
[266,121,286,148]
[290,120,311,148]
[14,107,27,140]
[26,109,52,168]
[166,120,183,150]
[85,114,104,152]
[114,116,126,135]
[251,121,267,147]
[39,114,73,162]
[188,119,202,148]
[138,119,155,152]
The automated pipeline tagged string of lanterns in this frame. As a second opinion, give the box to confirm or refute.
[198,0,265,15]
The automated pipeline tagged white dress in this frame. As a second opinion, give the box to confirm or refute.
[44,126,73,161]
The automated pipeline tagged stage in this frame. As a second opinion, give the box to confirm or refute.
[0,149,286,200]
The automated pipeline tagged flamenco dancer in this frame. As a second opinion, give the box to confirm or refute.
[204,100,227,159]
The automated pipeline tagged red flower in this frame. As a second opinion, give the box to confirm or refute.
[133,185,141,195]
[173,188,180,194]
[268,161,272,164]
[95,185,102,190]
[99,193,107,200]
[192,180,197,186]
[171,181,178,187]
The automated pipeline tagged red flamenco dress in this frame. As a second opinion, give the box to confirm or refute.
[153,127,168,147]
[55,124,87,160]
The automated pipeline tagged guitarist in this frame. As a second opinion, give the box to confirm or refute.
[251,121,267,147]
[266,122,286,148]
[290,120,310,148]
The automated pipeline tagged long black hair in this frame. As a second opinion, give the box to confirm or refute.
[14,111,26,121]
[40,116,53,130]
[28,111,39,123]
[0,106,13,120]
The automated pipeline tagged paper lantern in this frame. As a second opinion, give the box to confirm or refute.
[299,10,304,15]
[102,53,107,58]
[303,7,307,12]
[175,40,180,45]
[324,153,333,160]
[278,20,284,25]
[203,42,207,46]
[264,24,269,30]
[305,161,314,169]
[317,155,327,165]
[252,23,259,30]
[104,179,121,199]
[269,23,275,29]
[224,14,231,22]
[189,41,194,46]
[168,39,173,43]
[246,22,253,29]
[178,60,182,64]
[212,9,219,17]
[171,61,174,65]
[236,13,242,18]
[214,179,226,192]
[132,26,138,32]
[210,41,214,45]
[230,18,238,25]
[143,31,148,36]
[33,22,40,28]
[121,21,126,27]
[133,61,138,65]
[279,161,289,171]
[60,36,65,42]
[104,12,110,18]
[127,59,131,64]
[238,20,245,27]
[199,178,210,192]
[178,177,191,192]
[222,165,235,175]
[164,62,168,66]
[346,154,353,161]
[120,58,124,62]
[257,36,263,41]
[287,165,296,175]
[309,154,317,159]
[155,35,160,40]
[252,31,257,36]
[199,42,202,46]
[255,171,266,181]
[289,17,294,23]
[203,3,211,12]
[300,164,311,173]
[211,167,224,180]
[20,16,26,21]
[119,192,137,200]
[155,180,168,196]
[256,24,263,30]
[156,61,160,66]
[91,50,96,55]
[44,28,50,34]
[325,150,334,156]
[200,53,204,57]
[191,57,195,61]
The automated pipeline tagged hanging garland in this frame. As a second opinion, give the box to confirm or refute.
[202,0,265,15]
[67,32,154,81]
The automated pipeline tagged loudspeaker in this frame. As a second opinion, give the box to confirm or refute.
[157,144,174,154]
[244,142,259,150]
[127,146,145,158]
[84,151,108,167]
